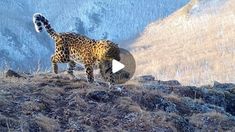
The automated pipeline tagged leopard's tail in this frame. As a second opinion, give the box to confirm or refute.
[33,13,58,40]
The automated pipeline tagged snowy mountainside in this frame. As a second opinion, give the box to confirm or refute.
[0,0,188,71]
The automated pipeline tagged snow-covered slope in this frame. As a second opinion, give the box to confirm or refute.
[0,0,188,71]
[132,0,235,85]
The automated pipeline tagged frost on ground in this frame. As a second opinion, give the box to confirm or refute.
[0,70,235,131]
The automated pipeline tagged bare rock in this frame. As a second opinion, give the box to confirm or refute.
[158,80,181,86]
[225,92,235,116]
[5,69,23,78]
[87,91,113,103]
[213,81,235,91]
[203,90,226,108]
[133,92,177,113]
[189,112,235,131]
[137,75,155,82]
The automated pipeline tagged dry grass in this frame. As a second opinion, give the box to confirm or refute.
[34,114,60,132]
[132,0,235,86]
[0,70,235,131]
[189,112,235,131]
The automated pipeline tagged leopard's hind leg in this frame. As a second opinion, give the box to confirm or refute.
[51,53,70,74]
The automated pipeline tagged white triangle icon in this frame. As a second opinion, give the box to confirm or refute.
[112,59,125,73]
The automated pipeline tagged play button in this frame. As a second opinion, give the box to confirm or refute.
[112,59,125,73]
[100,48,136,84]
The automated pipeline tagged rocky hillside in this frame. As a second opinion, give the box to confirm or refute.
[0,70,235,131]
[132,0,235,86]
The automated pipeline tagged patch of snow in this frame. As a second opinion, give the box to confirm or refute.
[0,0,189,71]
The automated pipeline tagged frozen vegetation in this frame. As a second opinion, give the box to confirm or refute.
[0,0,188,71]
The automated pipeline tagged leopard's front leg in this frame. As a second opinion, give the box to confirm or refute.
[99,60,115,85]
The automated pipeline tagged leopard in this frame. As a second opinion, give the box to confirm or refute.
[33,13,120,84]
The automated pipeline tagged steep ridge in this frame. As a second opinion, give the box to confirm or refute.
[132,0,235,85]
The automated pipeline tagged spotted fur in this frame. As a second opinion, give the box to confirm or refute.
[33,13,120,83]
